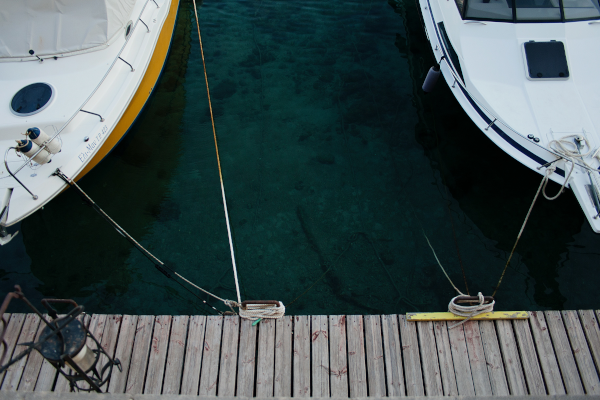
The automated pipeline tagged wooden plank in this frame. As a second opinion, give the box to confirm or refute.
[107,315,138,393]
[34,359,57,392]
[163,315,189,394]
[2,313,41,390]
[478,321,509,396]
[581,310,600,380]
[17,315,50,391]
[407,311,529,321]
[544,310,584,394]
[0,314,25,387]
[97,315,122,388]
[181,315,206,395]
[328,315,348,398]
[496,321,527,396]
[198,315,223,396]
[513,319,546,395]
[124,315,155,394]
[447,323,475,396]
[463,321,492,396]
[381,315,405,397]
[311,315,329,397]
[274,316,292,397]
[364,315,385,397]
[346,315,367,397]
[416,321,443,396]
[432,321,458,396]
[144,315,172,394]
[237,318,257,397]
[256,318,275,397]
[399,314,424,396]
[293,315,311,397]
[529,311,565,395]
[79,314,108,391]
[217,315,239,397]
[495,320,527,395]
[562,311,600,394]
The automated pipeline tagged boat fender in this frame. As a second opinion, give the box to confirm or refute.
[422,64,441,93]
[15,139,52,165]
[26,127,61,154]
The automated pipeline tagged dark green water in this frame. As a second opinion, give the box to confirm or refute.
[1,0,598,316]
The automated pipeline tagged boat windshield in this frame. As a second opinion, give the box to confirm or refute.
[457,0,600,21]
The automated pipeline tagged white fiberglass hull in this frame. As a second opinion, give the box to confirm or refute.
[418,0,600,232]
[0,0,179,231]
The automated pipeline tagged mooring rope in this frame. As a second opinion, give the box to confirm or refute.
[52,169,223,315]
[191,0,284,321]
[492,165,561,297]
[423,230,493,327]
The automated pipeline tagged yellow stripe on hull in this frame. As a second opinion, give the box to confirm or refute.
[406,311,530,321]
[75,0,180,181]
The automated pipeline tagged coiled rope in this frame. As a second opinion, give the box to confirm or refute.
[191,0,284,321]
[423,231,493,328]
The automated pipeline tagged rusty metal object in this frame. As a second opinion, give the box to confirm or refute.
[454,295,494,304]
[0,285,120,392]
[240,300,280,309]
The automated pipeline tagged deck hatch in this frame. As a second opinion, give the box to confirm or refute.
[523,41,569,80]
[10,82,54,116]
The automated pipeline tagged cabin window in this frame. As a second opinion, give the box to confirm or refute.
[563,0,600,20]
[515,0,562,21]
[438,22,465,81]
[464,0,514,20]
[463,0,600,21]
[10,83,54,117]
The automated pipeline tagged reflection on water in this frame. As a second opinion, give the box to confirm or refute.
[1,0,598,315]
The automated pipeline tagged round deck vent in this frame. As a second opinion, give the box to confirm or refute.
[10,83,54,117]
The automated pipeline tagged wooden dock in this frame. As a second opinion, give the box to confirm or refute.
[2,311,600,396]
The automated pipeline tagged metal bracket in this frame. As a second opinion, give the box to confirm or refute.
[485,118,497,131]
[118,57,135,72]
[80,110,105,122]
[139,19,150,33]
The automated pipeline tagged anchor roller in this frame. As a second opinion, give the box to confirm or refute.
[422,64,441,93]
[26,127,61,154]
[16,139,52,164]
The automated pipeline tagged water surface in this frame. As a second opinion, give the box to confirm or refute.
[1,0,598,316]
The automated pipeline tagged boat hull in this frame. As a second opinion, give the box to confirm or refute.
[0,0,180,229]
[416,0,600,232]
[76,0,181,180]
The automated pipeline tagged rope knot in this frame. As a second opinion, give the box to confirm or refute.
[448,292,494,329]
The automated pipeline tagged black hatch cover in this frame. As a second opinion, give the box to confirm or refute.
[524,41,569,79]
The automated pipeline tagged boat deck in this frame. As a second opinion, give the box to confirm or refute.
[1,311,600,396]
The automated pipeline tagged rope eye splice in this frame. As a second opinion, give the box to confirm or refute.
[448,293,495,329]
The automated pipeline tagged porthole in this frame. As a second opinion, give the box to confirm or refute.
[10,82,55,117]
[125,21,133,39]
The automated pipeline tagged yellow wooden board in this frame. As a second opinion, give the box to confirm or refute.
[406,311,529,321]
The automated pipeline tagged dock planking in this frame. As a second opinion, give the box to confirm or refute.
[4,311,600,397]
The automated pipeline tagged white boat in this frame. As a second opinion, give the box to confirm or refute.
[418,0,600,232]
[0,0,180,244]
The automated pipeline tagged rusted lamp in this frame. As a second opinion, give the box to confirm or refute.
[0,285,121,392]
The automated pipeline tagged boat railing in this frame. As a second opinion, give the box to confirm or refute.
[3,0,156,199]
[437,54,600,175]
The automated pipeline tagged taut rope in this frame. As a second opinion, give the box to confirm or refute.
[191,0,284,320]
